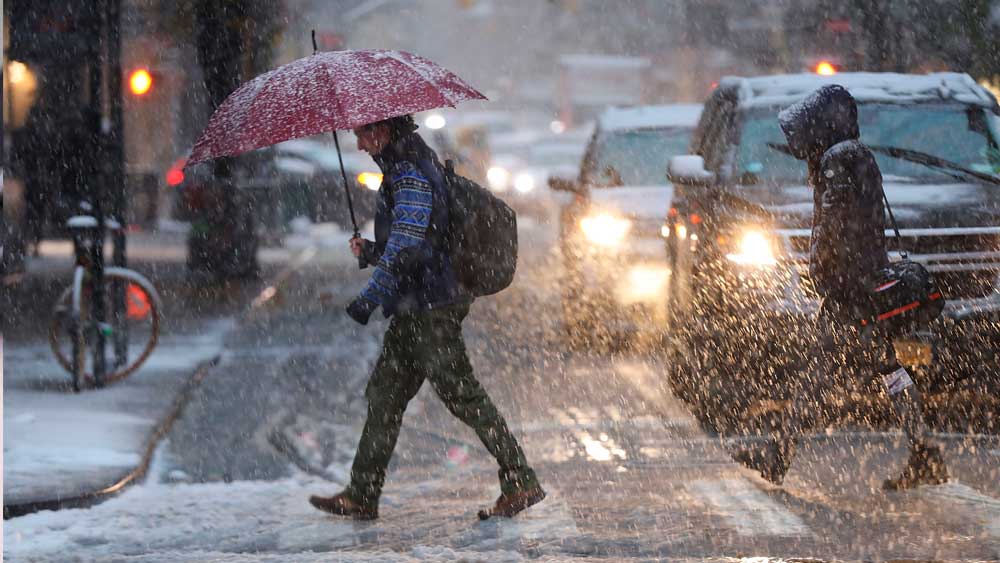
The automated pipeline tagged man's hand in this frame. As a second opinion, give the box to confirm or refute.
[349,236,365,258]
[346,296,378,325]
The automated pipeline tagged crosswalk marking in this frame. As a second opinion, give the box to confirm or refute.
[689,478,811,537]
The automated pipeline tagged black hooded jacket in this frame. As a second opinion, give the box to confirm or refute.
[778,84,888,304]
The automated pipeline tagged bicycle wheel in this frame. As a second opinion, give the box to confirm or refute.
[49,267,162,388]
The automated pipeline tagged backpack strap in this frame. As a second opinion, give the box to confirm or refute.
[413,157,451,256]
[880,183,906,259]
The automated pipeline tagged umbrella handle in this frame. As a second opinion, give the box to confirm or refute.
[331,130,361,234]
[330,129,364,269]
[354,229,367,269]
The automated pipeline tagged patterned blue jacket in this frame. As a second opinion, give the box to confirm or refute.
[357,133,468,317]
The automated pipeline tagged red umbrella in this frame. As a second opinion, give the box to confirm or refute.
[187,49,487,165]
[187,46,487,242]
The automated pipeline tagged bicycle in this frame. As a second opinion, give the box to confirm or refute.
[48,207,162,391]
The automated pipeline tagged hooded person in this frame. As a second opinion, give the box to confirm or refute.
[731,85,949,490]
[309,115,545,520]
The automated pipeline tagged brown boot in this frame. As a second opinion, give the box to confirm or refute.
[883,443,949,491]
[478,485,546,520]
[309,491,378,520]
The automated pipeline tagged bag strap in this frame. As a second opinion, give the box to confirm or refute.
[413,157,451,255]
[879,183,906,259]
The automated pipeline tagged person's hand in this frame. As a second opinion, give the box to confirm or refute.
[346,296,378,325]
[349,237,365,258]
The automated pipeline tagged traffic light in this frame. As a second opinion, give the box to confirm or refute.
[128,69,153,96]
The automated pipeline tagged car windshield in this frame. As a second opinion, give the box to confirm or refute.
[736,104,1000,185]
[587,127,692,186]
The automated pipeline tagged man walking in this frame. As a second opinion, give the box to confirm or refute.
[732,85,949,490]
[309,115,545,520]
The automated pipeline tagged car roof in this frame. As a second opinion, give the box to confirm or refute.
[597,104,703,132]
[719,72,998,109]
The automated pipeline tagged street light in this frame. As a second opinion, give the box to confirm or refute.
[5,60,38,128]
[128,69,153,96]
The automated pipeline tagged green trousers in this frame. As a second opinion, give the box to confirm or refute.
[346,304,538,507]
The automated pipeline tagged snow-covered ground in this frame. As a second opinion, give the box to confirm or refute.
[3,320,231,506]
[3,466,552,562]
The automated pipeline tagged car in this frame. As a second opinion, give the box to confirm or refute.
[169,139,381,234]
[420,109,517,186]
[549,103,703,342]
[272,138,382,229]
[665,72,1000,434]
[485,132,589,222]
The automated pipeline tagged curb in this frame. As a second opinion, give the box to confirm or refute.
[3,355,220,519]
[3,246,319,520]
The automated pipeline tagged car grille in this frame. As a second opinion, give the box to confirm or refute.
[900,233,1000,255]
[935,270,998,299]
[783,232,1000,255]
[778,228,1000,300]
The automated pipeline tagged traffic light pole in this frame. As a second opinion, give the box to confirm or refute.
[84,1,109,386]
[107,0,129,369]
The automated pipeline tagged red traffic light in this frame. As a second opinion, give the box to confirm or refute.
[129,69,153,96]
[165,158,186,186]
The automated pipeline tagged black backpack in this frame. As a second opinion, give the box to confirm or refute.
[420,159,518,297]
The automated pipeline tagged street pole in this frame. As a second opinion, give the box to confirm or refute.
[107,0,128,367]
[85,0,108,386]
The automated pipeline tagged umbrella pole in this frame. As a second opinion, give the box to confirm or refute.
[332,130,365,268]
[313,30,364,268]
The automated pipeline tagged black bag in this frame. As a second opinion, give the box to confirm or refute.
[861,187,945,332]
[432,160,518,297]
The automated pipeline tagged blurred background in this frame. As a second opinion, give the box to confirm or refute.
[3,0,999,277]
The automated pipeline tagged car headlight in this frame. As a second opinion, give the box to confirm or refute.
[487,166,510,191]
[513,172,535,193]
[580,213,632,247]
[726,228,777,266]
[357,172,383,191]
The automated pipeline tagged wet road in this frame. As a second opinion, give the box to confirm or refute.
[7,220,1000,562]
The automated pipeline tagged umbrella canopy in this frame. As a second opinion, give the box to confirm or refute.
[187,49,487,166]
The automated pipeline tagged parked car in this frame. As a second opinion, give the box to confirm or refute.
[170,139,380,235]
[665,72,1000,434]
[272,138,381,228]
[549,104,703,342]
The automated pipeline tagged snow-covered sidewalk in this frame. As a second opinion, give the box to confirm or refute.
[3,320,231,516]
[3,220,363,518]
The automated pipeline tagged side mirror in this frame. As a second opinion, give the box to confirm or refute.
[548,175,582,194]
[667,155,715,186]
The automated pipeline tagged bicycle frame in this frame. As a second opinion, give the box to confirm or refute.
[69,217,129,387]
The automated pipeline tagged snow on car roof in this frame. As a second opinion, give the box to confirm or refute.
[722,72,998,109]
[598,104,703,132]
